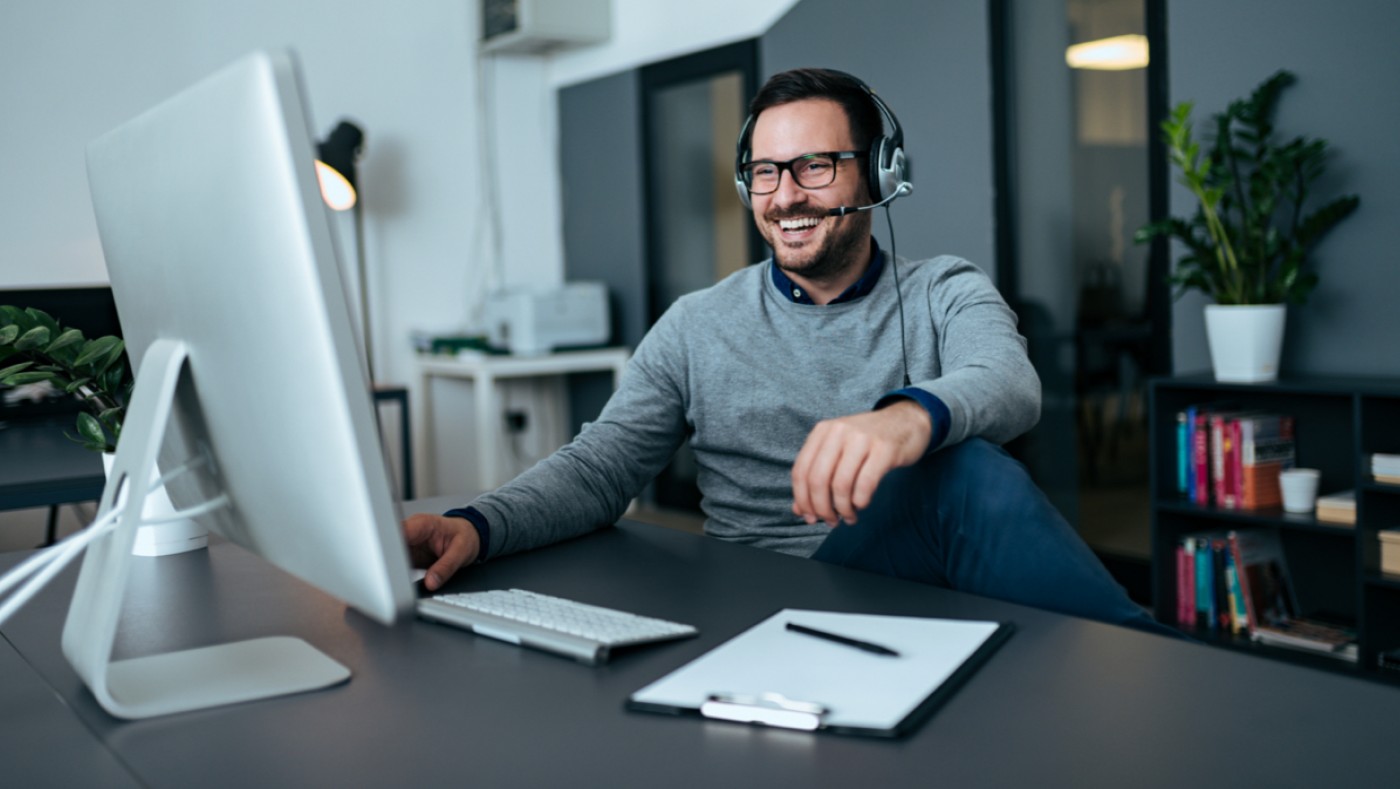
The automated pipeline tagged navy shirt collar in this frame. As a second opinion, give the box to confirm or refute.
[770,239,884,305]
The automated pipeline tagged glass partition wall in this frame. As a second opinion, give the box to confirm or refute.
[997,0,1167,600]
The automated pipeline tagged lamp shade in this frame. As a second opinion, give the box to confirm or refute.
[316,120,364,211]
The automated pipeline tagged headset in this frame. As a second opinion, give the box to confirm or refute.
[733,71,911,211]
[734,70,916,388]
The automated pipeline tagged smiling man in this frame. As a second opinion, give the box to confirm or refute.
[405,68,1166,635]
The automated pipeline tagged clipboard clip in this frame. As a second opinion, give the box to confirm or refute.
[700,692,829,731]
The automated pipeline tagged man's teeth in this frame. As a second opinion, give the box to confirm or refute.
[778,217,822,231]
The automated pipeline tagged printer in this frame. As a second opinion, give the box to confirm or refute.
[484,282,611,356]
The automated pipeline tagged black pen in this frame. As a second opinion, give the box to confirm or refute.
[786,622,900,657]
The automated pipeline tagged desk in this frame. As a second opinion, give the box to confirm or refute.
[3,503,1399,787]
[418,348,629,492]
[0,416,105,544]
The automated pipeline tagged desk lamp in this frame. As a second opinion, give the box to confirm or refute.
[315,120,374,380]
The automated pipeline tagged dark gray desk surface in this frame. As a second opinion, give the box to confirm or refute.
[3,501,1400,788]
[0,416,105,510]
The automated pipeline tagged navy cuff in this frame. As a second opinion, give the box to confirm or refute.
[443,506,490,562]
[875,387,951,455]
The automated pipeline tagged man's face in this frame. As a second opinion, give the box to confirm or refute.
[748,98,873,283]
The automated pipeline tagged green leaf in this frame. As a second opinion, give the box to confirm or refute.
[73,335,121,368]
[0,324,18,345]
[0,361,34,378]
[64,377,92,393]
[45,327,84,355]
[76,412,107,447]
[0,305,31,331]
[2,371,57,386]
[25,308,59,336]
[97,338,126,375]
[14,326,51,351]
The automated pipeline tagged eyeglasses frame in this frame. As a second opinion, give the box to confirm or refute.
[739,150,865,196]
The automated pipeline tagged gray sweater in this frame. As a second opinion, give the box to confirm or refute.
[469,254,1040,560]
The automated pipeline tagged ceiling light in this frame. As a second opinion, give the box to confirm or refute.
[1066,34,1149,71]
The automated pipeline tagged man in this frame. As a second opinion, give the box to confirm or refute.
[406,68,1162,634]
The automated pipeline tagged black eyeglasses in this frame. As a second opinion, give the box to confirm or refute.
[739,151,864,195]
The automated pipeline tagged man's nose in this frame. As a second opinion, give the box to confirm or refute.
[769,169,807,208]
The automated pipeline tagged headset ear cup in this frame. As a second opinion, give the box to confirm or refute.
[734,113,754,209]
[867,136,888,202]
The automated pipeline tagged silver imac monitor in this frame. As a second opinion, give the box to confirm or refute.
[72,50,414,718]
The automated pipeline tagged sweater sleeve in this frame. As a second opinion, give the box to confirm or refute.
[914,257,1041,449]
[464,300,692,559]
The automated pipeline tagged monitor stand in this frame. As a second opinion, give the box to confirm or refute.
[60,339,351,719]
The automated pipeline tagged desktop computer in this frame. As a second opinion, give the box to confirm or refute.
[71,50,414,718]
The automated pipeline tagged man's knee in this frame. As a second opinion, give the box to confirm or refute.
[914,437,1029,492]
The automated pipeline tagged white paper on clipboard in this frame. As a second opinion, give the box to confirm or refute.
[628,609,1007,734]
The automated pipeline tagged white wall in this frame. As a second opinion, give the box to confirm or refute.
[0,0,495,396]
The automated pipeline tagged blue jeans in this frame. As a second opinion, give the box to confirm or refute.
[811,438,1174,636]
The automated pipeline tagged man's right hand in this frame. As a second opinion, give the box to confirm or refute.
[403,513,480,592]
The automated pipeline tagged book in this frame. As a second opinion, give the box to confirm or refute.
[1211,537,1231,630]
[1314,489,1356,526]
[1371,454,1400,485]
[1223,549,1248,634]
[1175,540,1195,627]
[1210,413,1240,508]
[1175,411,1190,497]
[1379,529,1400,575]
[1236,414,1295,510]
[1183,406,1199,502]
[1193,409,1211,505]
[1227,528,1357,659]
[1194,535,1215,627]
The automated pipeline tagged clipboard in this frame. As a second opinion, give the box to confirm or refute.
[627,609,1012,738]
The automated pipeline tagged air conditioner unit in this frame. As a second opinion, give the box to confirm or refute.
[481,0,611,55]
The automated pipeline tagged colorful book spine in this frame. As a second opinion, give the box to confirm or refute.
[1180,538,1196,627]
[1176,411,1189,498]
[1224,549,1248,634]
[1226,417,1243,510]
[1195,537,1215,628]
[1212,538,1231,631]
[1184,406,1198,502]
[1193,411,1211,506]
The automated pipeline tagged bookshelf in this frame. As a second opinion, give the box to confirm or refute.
[1149,374,1400,681]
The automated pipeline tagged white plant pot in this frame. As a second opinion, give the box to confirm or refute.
[1203,304,1286,383]
[101,453,208,556]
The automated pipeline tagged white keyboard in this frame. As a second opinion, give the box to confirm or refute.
[417,588,698,664]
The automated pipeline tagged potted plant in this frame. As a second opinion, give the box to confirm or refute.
[1,305,205,554]
[1135,70,1360,382]
[0,305,130,450]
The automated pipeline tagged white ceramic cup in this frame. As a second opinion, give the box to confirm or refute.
[1280,468,1321,513]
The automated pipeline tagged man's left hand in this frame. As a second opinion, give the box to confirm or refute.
[791,399,934,527]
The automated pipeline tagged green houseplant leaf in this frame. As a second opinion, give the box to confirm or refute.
[0,305,131,454]
[1137,70,1360,306]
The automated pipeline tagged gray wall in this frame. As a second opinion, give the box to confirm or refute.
[762,0,997,272]
[558,70,648,429]
[1167,0,1400,376]
[559,70,649,351]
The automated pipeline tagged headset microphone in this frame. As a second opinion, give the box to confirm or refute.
[826,182,913,217]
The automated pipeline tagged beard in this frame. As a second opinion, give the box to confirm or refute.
[764,210,873,284]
